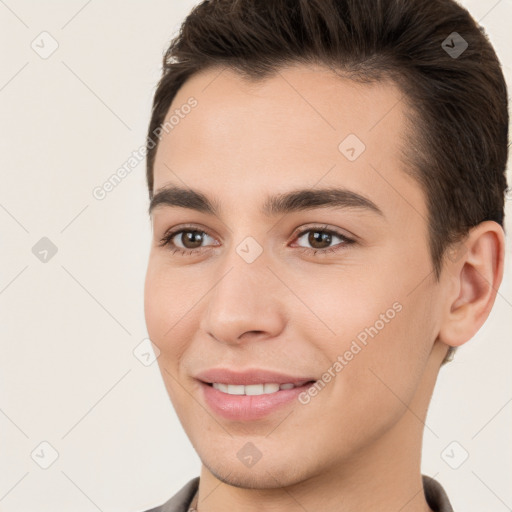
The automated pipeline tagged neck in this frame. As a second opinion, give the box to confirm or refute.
[195,340,448,512]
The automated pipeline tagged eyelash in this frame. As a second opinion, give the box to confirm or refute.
[158,223,355,257]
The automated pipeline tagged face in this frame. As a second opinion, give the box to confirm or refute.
[144,64,446,488]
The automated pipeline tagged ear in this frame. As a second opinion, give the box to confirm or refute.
[438,221,506,348]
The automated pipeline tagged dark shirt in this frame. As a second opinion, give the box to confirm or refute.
[142,474,454,512]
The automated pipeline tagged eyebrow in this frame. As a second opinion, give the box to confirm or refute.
[148,184,384,218]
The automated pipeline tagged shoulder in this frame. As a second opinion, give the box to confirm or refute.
[422,474,454,512]
[141,477,200,512]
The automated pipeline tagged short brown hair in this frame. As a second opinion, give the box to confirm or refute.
[146,0,509,364]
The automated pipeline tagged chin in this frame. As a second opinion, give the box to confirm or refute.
[205,462,303,490]
[197,442,308,488]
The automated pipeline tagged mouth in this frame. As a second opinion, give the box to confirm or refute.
[199,380,317,421]
[194,368,318,421]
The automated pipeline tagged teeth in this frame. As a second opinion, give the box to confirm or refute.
[211,382,302,395]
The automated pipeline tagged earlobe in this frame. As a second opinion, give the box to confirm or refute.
[438,221,505,348]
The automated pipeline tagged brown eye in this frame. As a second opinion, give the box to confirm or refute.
[159,227,216,254]
[294,226,353,254]
[306,230,333,249]
[176,230,206,249]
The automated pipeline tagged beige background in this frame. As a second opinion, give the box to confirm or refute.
[0,0,510,511]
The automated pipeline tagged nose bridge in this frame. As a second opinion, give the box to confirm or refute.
[199,235,285,344]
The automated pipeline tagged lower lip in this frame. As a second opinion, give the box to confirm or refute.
[200,381,315,421]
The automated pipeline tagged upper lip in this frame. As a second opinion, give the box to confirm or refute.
[195,368,317,386]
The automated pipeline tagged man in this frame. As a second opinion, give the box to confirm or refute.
[142,0,508,510]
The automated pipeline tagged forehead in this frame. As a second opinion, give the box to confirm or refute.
[152,64,427,224]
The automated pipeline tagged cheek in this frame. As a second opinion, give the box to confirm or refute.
[293,267,399,355]
[339,290,435,424]
[144,260,191,361]
[304,264,435,412]
[144,270,192,414]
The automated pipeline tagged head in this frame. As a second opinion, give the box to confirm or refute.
[144,0,508,490]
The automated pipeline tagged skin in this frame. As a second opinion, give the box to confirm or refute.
[144,64,505,512]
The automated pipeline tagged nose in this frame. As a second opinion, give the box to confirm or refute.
[198,247,286,346]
